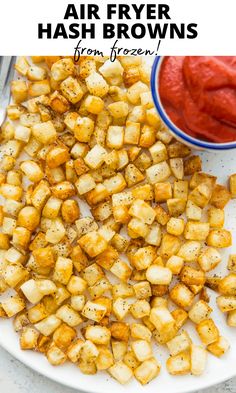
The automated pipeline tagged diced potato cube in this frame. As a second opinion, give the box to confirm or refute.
[110,259,132,282]
[186,200,202,221]
[75,174,96,195]
[198,247,221,272]
[11,80,28,103]
[170,283,194,308]
[113,298,130,320]
[108,101,129,118]
[207,229,232,248]
[20,279,43,304]
[130,323,152,342]
[74,117,94,143]
[124,121,140,145]
[15,125,31,143]
[67,275,87,295]
[104,173,127,194]
[86,72,109,97]
[67,339,84,363]
[125,164,144,187]
[132,246,156,270]
[145,224,162,246]
[149,141,168,164]
[166,352,191,375]
[131,340,153,362]
[166,255,184,275]
[106,126,124,149]
[1,295,25,317]
[180,266,205,286]
[78,231,108,257]
[32,121,57,144]
[210,184,231,209]
[171,308,188,330]
[227,310,236,327]
[188,300,212,324]
[99,59,124,85]
[84,145,107,169]
[96,347,114,370]
[167,198,186,217]
[178,240,201,262]
[146,265,172,285]
[159,234,181,258]
[207,336,230,357]
[170,158,184,180]
[208,207,224,228]
[228,254,236,272]
[167,331,191,356]
[196,319,219,345]
[130,300,150,319]
[35,315,61,336]
[189,183,213,208]
[229,173,236,197]
[82,301,107,322]
[216,296,236,312]
[84,95,104,114]
[85,325,111,345]
[20,327,39,350]
[167,217,185,236]
[128,199,156,225]
[190,345,207,376]
[108,361,133,385]
[218,273,236,295]
[146,162,171,184]
[3,263,28,288]
[184,155,202,175]
[127,81,149,105]
[110,322,130,342]
[53,256,73,285]
[134,358,160,385]
[60,76,83,103]
[56,304,82,327]
[184,222,210,241]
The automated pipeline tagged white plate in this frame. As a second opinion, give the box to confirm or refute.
[0,148,236,393]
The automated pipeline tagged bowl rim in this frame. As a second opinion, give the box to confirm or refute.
[151,56,236,150]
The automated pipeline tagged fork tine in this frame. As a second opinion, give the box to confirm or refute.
[0,56,16,126]
[0,56,3,72]
[0,57,13,94]
[3,56,16,92]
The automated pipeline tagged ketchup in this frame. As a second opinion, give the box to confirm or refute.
[159,56,236,143]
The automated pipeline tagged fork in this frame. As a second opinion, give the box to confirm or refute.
[0,56,17,126]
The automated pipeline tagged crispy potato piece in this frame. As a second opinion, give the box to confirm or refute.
[196,319,219,345]
[188,300,212,324]
[190,345,207,376]
[184,221,209,241]
[108,361,133,385]
[111,322,130,342]
[184,155,202,175]
[167,330,191,356]
[166,352,191,375]
[229,173,236,197]
[210,184,231,209]
[207,229,232,248]
[169,283,194,308]
[218,273,236,295]
[228,254,236,272]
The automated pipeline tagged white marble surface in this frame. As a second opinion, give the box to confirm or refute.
[0,346,235,393]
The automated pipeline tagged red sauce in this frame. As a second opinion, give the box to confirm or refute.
[159,56,236,143]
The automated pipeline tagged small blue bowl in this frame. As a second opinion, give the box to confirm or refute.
[151,56,236,151]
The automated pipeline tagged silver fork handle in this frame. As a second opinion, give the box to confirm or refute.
[0,56,17,126]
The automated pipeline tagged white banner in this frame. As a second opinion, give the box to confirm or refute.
[0,0,236,55]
